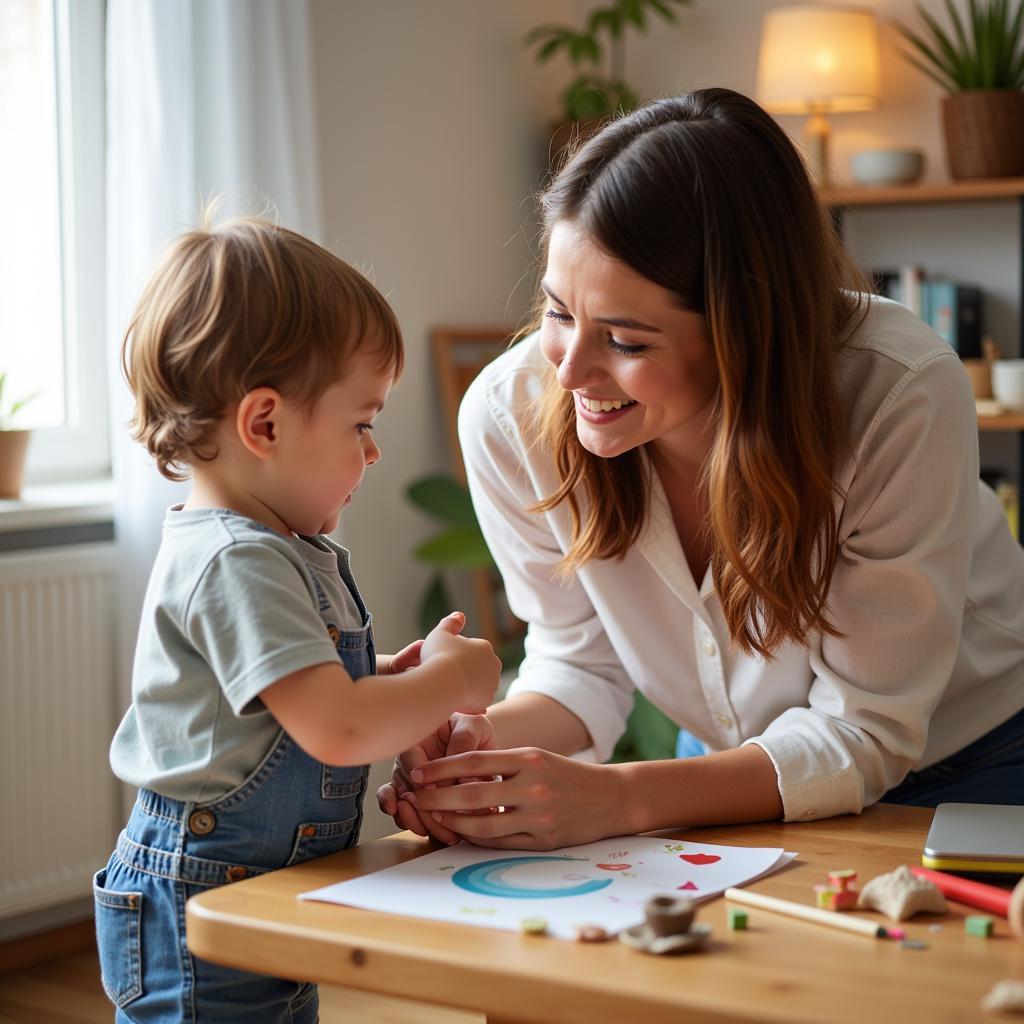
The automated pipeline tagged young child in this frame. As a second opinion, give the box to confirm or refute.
[93,212,501,1023]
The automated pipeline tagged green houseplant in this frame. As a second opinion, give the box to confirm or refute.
[406,472,678,761]
[525,0,693,162]
[0,372,39,498]
[897,0,1024,178]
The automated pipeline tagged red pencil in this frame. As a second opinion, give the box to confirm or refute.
[911,866,1011,916]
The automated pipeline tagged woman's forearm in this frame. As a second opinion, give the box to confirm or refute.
[487,692,592,755]
[617,743,784,833]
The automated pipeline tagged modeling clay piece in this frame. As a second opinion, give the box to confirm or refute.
[619,895,712,955]
[727,908,748,930]
[965,915,994,937]
[519,917,548,935]
[575,924,610,942]
[982,980,1024,1014]
[814,885,859,911]
[857,865,948,921]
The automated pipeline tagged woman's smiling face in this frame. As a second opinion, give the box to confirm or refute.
[539,220,718,461]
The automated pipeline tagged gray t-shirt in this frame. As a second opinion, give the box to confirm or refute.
[109,507,367,802]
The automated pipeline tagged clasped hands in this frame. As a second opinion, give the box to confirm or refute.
[375,712,623,850]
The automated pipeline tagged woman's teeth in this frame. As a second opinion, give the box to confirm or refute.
[580,396,636,412]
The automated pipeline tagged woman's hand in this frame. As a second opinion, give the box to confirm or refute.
[399,747,628,850]
[376,713,497,843]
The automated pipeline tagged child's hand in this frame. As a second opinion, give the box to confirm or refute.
[376,638,423,676]
[376,713,497,844]
[420,612,500,714]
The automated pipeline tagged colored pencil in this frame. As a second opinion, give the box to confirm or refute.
[910,866,1011,917]
[724,887,890,938]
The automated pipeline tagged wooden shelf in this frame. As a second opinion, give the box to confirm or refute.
[978,413,1024,431]
[819,177,1024,209]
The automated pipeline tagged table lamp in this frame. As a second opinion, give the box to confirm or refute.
[756,4,881,186]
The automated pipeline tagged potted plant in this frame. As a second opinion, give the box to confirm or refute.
[524,0,693,165]
[897,0,1024,179]
[0,372,38,499]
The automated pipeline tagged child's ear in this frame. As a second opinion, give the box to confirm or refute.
[236,388,282,459]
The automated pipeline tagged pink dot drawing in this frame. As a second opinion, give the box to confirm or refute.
[679,853,721,866]
[677,881,699,891]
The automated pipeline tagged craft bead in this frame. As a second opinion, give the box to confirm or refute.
[727,908,748,930]
[965,915,994,937]
[828,869,858,890]
[575,924,610,942]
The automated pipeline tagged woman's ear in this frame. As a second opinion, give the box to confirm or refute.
[236,388,282,459]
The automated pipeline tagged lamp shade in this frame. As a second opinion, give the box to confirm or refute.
[757,5,881,114]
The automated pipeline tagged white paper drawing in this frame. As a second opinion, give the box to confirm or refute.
[300,836,797,940]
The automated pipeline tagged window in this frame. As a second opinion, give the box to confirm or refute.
[0,0,106,482]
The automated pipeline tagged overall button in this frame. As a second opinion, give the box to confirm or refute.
[188,810,216,835]
[300,825,316,838]
[225,866,248,883]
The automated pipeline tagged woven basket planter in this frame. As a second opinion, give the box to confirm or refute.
[942,90,1024,179]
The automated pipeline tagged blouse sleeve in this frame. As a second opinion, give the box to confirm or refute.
[458,362,636,762]
[744,349,978,820]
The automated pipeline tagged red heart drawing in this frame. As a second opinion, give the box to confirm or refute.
[596,863,631,871]
[677,881,698,891]
[679,853,721,866]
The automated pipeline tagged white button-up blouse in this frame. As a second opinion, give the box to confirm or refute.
[458,297,1024,821]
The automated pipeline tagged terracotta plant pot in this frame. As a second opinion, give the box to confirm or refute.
[942,90,1024,180]
[0,430,31,498]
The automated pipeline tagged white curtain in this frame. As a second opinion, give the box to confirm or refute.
[106,0,321,767]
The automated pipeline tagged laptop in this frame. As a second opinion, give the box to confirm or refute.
[923,803,1024,874]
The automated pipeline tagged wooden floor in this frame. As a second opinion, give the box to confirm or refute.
[0,948,483,1024]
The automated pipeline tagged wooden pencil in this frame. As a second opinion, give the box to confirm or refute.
[724,887,890,938]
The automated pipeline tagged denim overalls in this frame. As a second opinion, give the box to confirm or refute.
[94,554,373,1023]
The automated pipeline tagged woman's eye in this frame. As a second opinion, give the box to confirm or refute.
[609,337,647,356]
[544,308,573,324]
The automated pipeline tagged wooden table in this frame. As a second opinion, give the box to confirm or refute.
[186,804,1022,1024]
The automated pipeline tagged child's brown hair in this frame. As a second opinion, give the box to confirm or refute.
[122,210,403,481]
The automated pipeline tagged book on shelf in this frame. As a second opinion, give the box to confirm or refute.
[871,266,983,358]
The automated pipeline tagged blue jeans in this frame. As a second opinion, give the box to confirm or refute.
[881,704,1024,806]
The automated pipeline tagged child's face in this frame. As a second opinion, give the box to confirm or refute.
[274,350,394,536]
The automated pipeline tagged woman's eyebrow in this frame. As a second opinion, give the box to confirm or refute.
[541,281,662,333]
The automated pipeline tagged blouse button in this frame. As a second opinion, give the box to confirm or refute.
[702,640,717,657]
[188,810,216,835]
[300,825,316,838]
[716,713,732,727]
[804,809,817,819]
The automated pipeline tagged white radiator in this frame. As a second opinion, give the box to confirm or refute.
[0,543,122,918]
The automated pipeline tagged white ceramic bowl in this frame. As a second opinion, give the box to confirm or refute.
[849,149,925,187]
[992,359,1024,411]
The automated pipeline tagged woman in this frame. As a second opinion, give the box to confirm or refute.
[379,88,1024,849]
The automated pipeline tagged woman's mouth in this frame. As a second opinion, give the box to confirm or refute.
[575,393,638,422]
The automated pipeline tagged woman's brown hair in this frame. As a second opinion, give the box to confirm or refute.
[122,210,403,481]
[532,88,867,658]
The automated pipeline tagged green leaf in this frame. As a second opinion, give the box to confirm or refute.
[414,527,494,569]
[900,49,959,91]
[418,573,453,637]
[406,475,478,527]
[609,692,680,763]
[915,3,969,83]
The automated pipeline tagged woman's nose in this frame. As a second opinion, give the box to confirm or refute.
[555,332,601,392]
